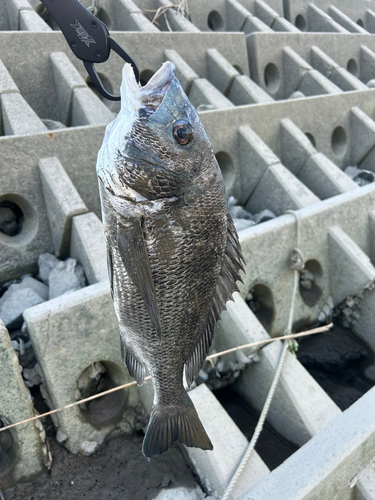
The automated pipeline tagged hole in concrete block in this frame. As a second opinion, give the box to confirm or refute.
[96,8,111,29]
[357,19,364,27]
[295,14,307,31]
[35,3,56,29]
[299,259,323,307]
[331,126,347,158]
[0,416,19,478]
[0,194,37,247]
[0,201,23,237]
[207,10,224,31]
[76,361,128,428]
[215,151,235,191]
[346,58,359,77]
[264,63,280,94]
[140,69,155,87]
[233,65,244,75]
[246,283,275,330]
[305,133,316,147]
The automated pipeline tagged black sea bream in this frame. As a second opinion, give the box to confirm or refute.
[96,61,245,458]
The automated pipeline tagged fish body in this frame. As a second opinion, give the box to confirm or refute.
[97,62,244,458]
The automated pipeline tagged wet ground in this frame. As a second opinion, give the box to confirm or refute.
[215,387,298,470]
[296,323,375,411]
[4,433,200,500]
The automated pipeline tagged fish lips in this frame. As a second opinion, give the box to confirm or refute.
[124,61,176,114]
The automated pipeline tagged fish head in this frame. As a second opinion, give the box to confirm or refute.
[97,61,223,201]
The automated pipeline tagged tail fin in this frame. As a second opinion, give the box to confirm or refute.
[142,389,213,458]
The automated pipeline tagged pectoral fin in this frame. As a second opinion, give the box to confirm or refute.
[117,220,161,339]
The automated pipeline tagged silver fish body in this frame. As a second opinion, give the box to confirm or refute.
[97,62,244,458]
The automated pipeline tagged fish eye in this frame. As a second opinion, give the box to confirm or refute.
[173,120,193,146]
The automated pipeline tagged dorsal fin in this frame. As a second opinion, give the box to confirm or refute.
[184,213,245,387]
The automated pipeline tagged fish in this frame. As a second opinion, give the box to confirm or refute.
[96,61,245,458]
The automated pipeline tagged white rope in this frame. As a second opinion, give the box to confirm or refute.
[222,210,304,500]
[87,0,100,17]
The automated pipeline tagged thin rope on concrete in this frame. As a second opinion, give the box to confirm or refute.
[222,210,304,500]
[0,323,331,435]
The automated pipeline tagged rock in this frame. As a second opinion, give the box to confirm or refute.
[154,486,205,500]
[289,91,305,99]
[0,206,18,236]
[38,252,60,284]
[344,165,374,186]
[42,119,66,130]
[48,258,86,299]
[0,287,45,329]
[20,276,49,300]
[227,196,253,221]
[23,363,43,388]
[80,441,98,456]
[253,209,276,224]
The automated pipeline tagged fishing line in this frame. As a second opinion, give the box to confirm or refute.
[0,322,331,434]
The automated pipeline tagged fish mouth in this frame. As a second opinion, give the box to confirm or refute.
[123,61,176,116]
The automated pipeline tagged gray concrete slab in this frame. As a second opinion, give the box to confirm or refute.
[239,385,375,500]
[70,213,108,285]
[187,384,270,498]
[215,295,341,447]
[23,281,138,455]
[38,156,88,258]
[0,320,46,490]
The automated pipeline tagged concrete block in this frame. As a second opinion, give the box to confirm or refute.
[164,50,198,94]
[238,124,280,199]
[283,46,341,98]
[328,6,368,34]
[242,14,273,34]
[298,153,357,200]
[206,48,239,95]
[245,162,320,216]
[19,9,51,31]
[1,92,48,135]
[0,58,19,94]
[350,106,375,166]
[0,2,10,30]
[307,4,349,33]
[70,212,108,285]
[186,384,270,498]
[225,0,251,31]
[369,210,375,265]
[227,75,274,105]
[359,45,375,84]
[71,87,114,127]
[127,12,159,32]
[280,118,316,175]
[365,8,375,34]
[215,296,341,447]
[24,281,138,455]
[4,0,32,30]
[157,0,200,32]
[50,51,89,126]
[0,320,46,490]
[38,157,88,258]
[328,225,375,305]
[253,0,277,27]
[298,68,342,96]
[188,78,234,110]
[355,459,375,500]
[239,386,375,500]
[272,16,300,32]
[310,46,368,92]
